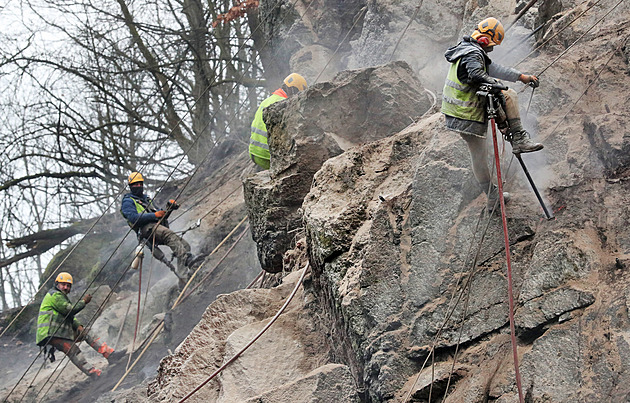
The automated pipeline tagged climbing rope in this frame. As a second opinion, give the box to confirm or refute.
[111,216,249,391]
[177,262,310,403]
[388,0,425,62]
[246,270,265,289]
[5,0,324,396]
[490,116,525,403]
[126,251,144,372]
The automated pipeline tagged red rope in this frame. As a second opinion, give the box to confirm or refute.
[126,252,143,371]
[490,119,525,403]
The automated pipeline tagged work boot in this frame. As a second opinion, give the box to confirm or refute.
[183,253,195,268]
[510,130,543,154]
[486,184,511,212]
[186,254,206,269]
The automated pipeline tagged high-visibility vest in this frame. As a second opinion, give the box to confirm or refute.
[249,89,288,162]
[120,194,157,231]
[36,288,85,345]
[441,59,486,123]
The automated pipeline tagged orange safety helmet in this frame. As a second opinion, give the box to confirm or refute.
[55,272,73,284]
[128,172,144,185]
[471,17,505,46]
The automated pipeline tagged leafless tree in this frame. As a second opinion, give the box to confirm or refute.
[0,0,266,307]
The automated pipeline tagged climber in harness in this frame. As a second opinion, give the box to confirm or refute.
[120,172,199,284]
[36,272,124,377]
[441,17,544,210]
[249,73,308,170]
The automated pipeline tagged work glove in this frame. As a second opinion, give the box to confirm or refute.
[82,294,92,304]
[519,74,539,88]
[155,210,166,218]
[167,199,180,210]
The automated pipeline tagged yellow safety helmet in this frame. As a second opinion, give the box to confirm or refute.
[471,17,505,46]
[128,172,144,184]
[55,272,73,284]
[283,73,308,92]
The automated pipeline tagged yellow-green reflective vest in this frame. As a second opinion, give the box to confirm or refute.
[249,90,287,162]
[441,59,486,123]
[120,194,157,230]
[36,288,85,345]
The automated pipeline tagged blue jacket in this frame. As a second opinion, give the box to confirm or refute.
[120,193,161,232]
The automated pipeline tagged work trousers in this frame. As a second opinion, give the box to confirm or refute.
[140,223,191,278]
[48,330,110,375]
[461,88,521,191]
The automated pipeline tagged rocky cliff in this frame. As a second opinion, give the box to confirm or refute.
[145,1,630,401]
[4,1,630,402]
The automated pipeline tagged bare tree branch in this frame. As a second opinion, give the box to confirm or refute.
[0,171,104,191]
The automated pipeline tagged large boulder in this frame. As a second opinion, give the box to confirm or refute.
[243,61,432,273]
[251,0,367,86]
[298,26,630,403]
[147,270,339,402]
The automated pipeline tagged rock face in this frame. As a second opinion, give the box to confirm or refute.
[102,2,630,403]
[252,0,367,85]
[146,269,360,402]
[298,24,630,403]
[251,0,531,91]
[243,61,432,273]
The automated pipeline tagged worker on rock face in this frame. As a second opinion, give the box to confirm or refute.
[441,17,543,209]
[249,73,308,170]
[120,172,198,284]
[36,272,123,377]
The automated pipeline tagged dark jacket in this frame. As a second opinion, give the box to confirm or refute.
[120,192,161,232]
[443,36,522,137]
[444,36,521,84]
